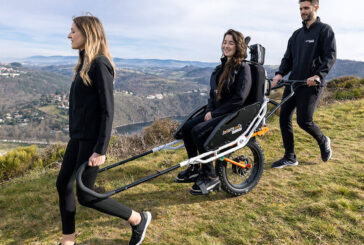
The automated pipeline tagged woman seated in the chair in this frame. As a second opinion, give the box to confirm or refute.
[175,29,252,195]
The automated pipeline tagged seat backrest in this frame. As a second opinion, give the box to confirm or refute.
[244,62,266,106]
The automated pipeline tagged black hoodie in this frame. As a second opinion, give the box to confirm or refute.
[276,17,336,84]
[69,50,114,155]
[206,58,252,118]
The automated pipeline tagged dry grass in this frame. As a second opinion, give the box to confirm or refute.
[0,99,363,244]
[107,118,179,160]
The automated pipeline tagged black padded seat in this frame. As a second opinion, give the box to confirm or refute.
[203,102,261,151]
[203,61,267,151]
[174,61,266,144]
[244,61,266,106]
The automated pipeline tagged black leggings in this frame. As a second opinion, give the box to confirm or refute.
[182,114,225,177]
[279,86,325,159]
[56,138,132,235]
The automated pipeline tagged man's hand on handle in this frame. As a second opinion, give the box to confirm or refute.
[272,74,283,87]
[306,75,321,86]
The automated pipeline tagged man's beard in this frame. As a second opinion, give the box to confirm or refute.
[301,11,314,22]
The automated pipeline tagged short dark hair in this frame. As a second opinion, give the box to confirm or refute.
[299,0,319,5]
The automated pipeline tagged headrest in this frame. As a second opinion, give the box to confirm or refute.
[249,44,265,65]
[245,36,251,46]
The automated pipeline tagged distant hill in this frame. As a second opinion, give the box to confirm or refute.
[264,59,364,81]
[16,55,364,81]
[326,59,364,80]
[172,59,364,85]
[113,58,218,68]
[0,66,70,112]
[180,66,213,85]
[1,56,363,142]
[114,67,205,96]
[37,65,209,96]
[113,92,207,126]
[0,64,209,142]
[20,56,218,68]
[37,59,364,90]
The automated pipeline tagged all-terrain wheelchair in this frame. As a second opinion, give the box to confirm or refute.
[76,38,318,198]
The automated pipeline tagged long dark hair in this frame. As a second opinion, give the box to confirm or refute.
[217,29,247,100]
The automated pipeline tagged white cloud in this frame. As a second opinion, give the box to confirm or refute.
[0,0,363,63]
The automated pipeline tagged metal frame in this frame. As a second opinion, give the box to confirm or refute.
[76,79,313,199]
[265,79,321,120]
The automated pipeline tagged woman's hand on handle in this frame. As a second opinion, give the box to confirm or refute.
[204,112,212,121]
[88,152,106,167]
[272,74,283,87]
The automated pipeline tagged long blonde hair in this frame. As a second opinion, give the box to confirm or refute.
[72,15,116,86]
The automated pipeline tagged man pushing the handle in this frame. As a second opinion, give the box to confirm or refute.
[271,0,336,168]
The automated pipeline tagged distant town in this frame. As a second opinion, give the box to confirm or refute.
[0,92,69,128]
[0,62,210,139]
[115,88,208,100]
[0,65,27,78]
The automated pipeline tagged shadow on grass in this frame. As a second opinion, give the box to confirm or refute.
[264,160,319,167]
[82,238,128,245]
[299,161,318,166]
[96,164,259,213]
[115,188,231,213]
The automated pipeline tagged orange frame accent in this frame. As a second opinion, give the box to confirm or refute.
[250,126,269,138]
[223,157,252,169]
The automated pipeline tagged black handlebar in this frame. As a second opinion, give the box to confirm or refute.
[77,161,116,198]
[271,78,321,90]
[264,78,321,120]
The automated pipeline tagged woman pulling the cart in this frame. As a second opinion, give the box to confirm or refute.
[175,29,252,195]
[56,15,151,245]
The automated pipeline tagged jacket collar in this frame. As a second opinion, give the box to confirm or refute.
[302,16,320,30]
[79,49,85,64]
[220,56,227,64]
[215,56,241,74]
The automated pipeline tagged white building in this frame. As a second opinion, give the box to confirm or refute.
[155,94,164,99]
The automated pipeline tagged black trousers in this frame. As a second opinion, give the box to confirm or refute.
[279,86,325,159]
[56,138,132,235]
[182,114,225,177]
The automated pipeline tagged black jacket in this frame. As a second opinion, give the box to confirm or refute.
[276,17,336,85]
[69,50,114,155]
[206,59,252,118]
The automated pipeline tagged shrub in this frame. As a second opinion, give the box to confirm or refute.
[323,76,364,103]
[38,143,66,168]
[0,143,66,181]
[327,76,357,88]
[0,145,38,180]
[141,118,179,146]
[0,118,178,181]
[108,118,179,159]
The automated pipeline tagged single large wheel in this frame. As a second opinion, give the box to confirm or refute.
[216,138,264,196]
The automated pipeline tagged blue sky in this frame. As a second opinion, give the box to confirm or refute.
[0,0,363,64]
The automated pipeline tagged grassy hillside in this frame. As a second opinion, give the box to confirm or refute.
[0,98,363,244]
[0,68,70,112]
[113,93,207,126]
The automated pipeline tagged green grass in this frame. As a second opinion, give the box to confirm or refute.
[1,99,363,244]
[38,105,68,121]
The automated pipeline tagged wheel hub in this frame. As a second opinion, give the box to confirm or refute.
[232,156,251,176]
